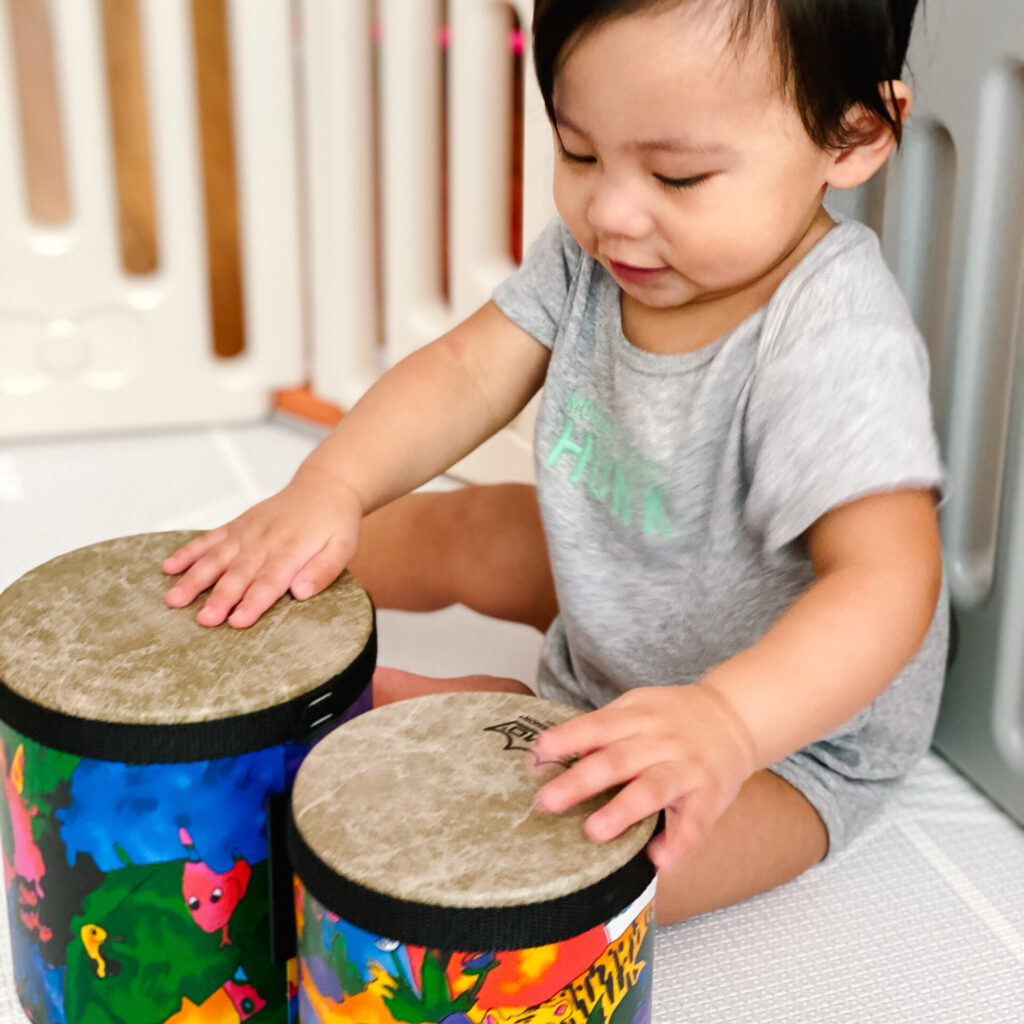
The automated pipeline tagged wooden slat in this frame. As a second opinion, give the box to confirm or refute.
[191,0,245,357]
[6,0,70,224]
[101,0,158,274]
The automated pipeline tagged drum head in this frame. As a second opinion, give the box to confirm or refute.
[290,691,658,910]
[0,531,374,730]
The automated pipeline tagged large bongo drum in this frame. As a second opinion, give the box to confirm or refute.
[288,691,658,1024]
[0,532,376,1024]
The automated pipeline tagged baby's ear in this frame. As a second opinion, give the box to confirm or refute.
[826,80,913,190]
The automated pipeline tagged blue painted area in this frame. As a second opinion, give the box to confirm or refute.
[56,746,298,873]
[304,953,343,1002]
[298,981,321,1023]
[8,900,66,1024]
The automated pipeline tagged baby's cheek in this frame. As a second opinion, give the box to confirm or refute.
[552,189,595,254]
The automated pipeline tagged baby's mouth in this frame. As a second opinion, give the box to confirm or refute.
[608,260,670,283]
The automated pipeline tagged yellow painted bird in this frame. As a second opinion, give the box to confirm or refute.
[80,923,122,979]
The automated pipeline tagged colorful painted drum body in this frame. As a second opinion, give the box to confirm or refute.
[0,532,376,1024]
[288,692,658,1024]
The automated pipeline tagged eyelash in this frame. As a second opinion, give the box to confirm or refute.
[558,148,710,191]
[559,149,596,166]
[655,174,709,191]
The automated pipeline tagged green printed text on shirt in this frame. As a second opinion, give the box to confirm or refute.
[546,394,676,538]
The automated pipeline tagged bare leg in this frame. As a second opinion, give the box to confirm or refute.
[349,484,557,633]
[373,666,534,706]
[654,770,828,923]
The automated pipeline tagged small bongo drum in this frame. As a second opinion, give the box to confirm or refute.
[288,691,658,1024]
[0,531,376,1024]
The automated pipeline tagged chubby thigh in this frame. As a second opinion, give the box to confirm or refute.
[654,768,829,923]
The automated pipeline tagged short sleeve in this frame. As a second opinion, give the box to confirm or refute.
[492,217,582,349]
[744,322,946,552]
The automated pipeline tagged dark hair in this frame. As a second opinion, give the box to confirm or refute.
[532,0,919,149]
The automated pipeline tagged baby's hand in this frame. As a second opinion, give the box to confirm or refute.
[162,469,363,628]
[532,684,758,870]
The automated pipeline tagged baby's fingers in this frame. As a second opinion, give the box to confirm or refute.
[164,539,239,611]
[223,556,301,629]
[535,739,665,817]
[579,761,685,843]
[532,707,628,769]
[162,528,227,578]
[646,795,717,870]
[193,554,267,626]
[290,536,355,601]
[225,538,353,628]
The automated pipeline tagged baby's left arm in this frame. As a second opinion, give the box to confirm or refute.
[531,487,943,868]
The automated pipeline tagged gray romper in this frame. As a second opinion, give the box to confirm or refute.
[492,216,948,855]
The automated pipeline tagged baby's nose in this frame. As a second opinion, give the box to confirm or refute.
[587,181,652,239]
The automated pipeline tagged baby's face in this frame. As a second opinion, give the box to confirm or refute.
[551,5,838,316]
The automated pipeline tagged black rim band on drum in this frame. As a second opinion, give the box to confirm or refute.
[0,615,377,763]
[287,809,657,951]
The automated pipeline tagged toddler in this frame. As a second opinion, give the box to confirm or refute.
[164,0,946,925]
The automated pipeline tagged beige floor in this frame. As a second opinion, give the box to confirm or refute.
[2,421,1024,1022]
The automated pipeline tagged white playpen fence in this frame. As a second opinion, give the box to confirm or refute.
[0,0,1022,820]
[0,0,552,479]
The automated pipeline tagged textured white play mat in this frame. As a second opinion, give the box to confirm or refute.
[2,424,1024,1023]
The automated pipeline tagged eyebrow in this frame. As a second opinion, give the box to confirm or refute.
[555,113,727,156]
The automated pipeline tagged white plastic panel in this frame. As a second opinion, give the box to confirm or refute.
[226,0,304,386]
[378,0,450,361]
[303,0,553,481]
[300,0,381,409]
[447,0,552,484]
[889,0,1024,823]
[511,1,556,248]
[880,1,1024,611]
[0,0,303,440]
[448,0,520,316]
[51,0,119,273]
[992,381,1024,773]
[941,63,1024,609]
[889,119,956,384]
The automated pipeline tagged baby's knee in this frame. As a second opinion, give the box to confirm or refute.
[372,666,430,707]
[372,666,535,708]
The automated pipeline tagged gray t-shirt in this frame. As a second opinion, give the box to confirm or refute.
[493,216,947,781]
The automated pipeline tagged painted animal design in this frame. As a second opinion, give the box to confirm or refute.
[80,923,122,978]
[163,967,266,1022]
[1,741,46,899]
[224,969,267,1019]
[2,739,54,947]
[179,827,251,947]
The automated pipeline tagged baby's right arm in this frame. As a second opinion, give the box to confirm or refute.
[163,301,550,627]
